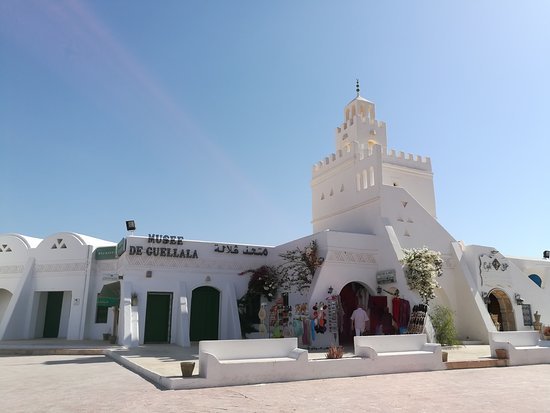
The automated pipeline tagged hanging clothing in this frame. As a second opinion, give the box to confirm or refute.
[381,309,394,335]
[392,297,401,324]
[368,296,387,335]
[294,318,304,337]
[399,299,411,329]
[337,295,345,334]
[302,318,310,346]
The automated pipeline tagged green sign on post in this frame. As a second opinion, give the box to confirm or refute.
[117,238,127,257]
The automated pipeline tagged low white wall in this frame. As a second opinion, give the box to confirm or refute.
[194,337,445,389]
[489,331,550,366]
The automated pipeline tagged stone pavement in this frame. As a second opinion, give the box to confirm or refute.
[0,353,549,413]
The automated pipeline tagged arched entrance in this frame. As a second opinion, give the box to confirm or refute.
[339,282,370,345]
[486,289,516,331]
[190,286,220,341]
[0,289,12,323]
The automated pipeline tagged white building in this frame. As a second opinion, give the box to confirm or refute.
[1,88,549,348]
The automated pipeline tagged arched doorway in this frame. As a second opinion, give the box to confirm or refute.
[486,289,516,331]
[0,289,12,324]
[190,286,220,341]
[339,282,370,345]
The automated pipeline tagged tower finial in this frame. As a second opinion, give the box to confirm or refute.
[356,79,360,97]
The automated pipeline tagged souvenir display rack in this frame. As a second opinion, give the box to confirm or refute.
[327,295,339,344]
[407,304,428,334]
[327,297,338,334]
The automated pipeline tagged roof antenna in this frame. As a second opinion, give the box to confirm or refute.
[356,79,360,97]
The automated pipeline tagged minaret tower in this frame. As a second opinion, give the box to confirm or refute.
[311,82,435,235]
[335,80,387,153]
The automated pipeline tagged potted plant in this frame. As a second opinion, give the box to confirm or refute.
[180,361,195,377]
[495,348,508,359]
[131,292,138,306]
[326,345,344,359]
[543,326,550,340]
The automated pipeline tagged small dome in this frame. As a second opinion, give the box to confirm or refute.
[347,95,373,106]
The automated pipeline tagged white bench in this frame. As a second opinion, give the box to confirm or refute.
[489,331,550,366]
[198,338,308,385]
[354,334,442,371]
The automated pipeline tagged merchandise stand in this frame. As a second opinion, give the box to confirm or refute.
[407,304,428,334]
[327,296,339,344]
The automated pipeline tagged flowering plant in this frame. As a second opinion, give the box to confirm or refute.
[401,247,443,305]
[239,265,280,301]
[279,240,324,293]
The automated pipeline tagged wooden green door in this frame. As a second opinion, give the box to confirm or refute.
[43,291,63,338]
[190,286,220,341]
[144,292,172,343]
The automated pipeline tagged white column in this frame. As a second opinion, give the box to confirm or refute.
[176,281,190,347]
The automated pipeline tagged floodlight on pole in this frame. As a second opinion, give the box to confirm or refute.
[125,220,136,234]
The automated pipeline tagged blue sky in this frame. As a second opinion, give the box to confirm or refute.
[1,1,549,258]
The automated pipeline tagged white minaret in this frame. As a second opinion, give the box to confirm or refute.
[311,82,435,235]
[335,80,387,153]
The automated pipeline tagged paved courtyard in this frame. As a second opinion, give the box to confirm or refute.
[1,354,549,413]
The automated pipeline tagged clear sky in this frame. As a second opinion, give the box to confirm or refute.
[1,1,549,258]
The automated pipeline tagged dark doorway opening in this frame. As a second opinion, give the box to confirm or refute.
[339,282,370,345]
[190,286,220,341]
[43,291,63,338]
[144,292,173,343]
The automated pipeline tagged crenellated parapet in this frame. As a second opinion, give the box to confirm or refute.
[313,144,431,177]
[312,145,357,177]
[382,148,432,172]
[336,116,386,137]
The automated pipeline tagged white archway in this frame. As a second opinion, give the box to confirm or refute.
[0,288,13,324]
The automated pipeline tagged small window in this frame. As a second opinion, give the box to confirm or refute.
[528,274,542,288]
[369,166,375,186]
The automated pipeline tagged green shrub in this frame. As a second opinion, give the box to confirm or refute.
[430,305,460,346]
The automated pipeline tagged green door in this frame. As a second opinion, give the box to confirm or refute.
[190,286,220,341]
[144,292,172,343]
[43,291,63,338]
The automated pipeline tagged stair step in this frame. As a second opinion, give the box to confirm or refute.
[445,359,507,370]
[0,348,105,356]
